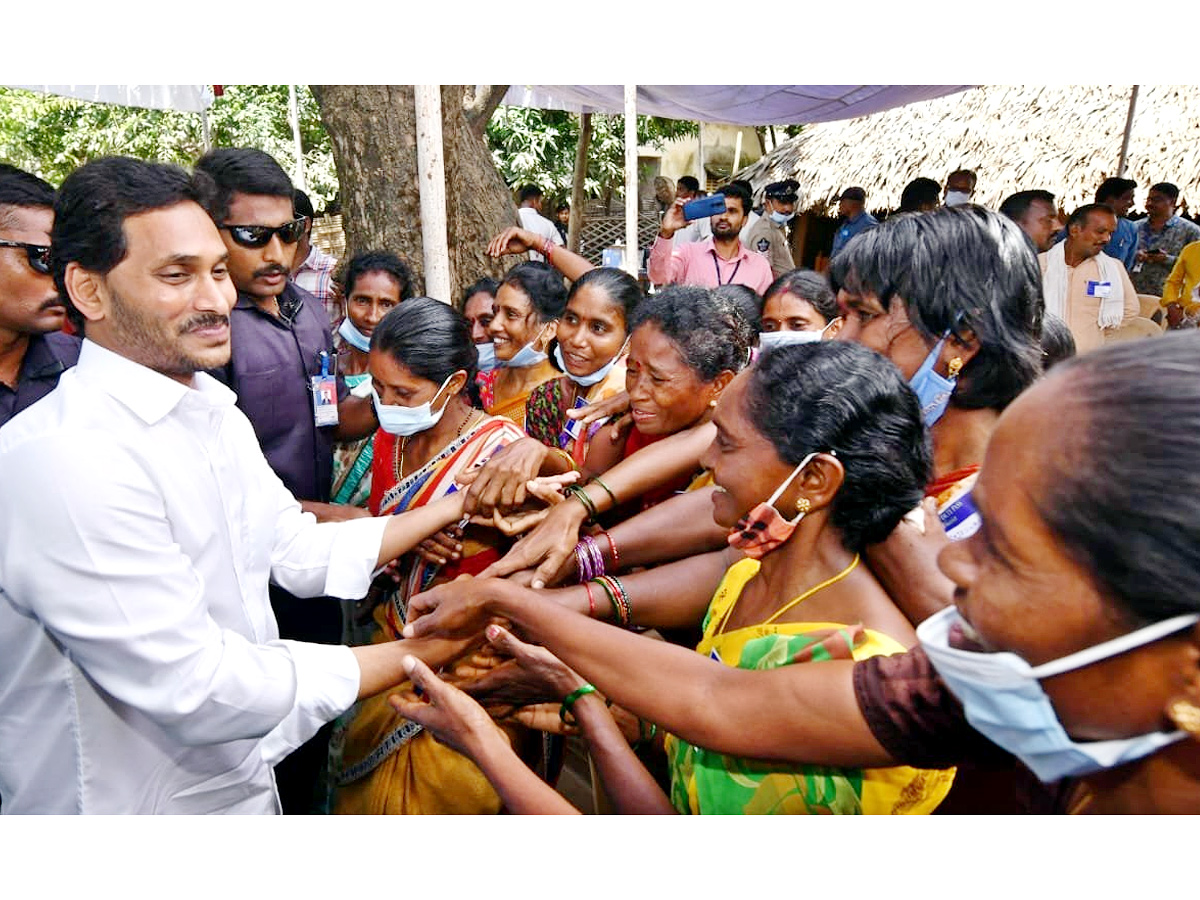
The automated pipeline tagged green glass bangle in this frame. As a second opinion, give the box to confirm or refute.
[591,474,619,508]
[560,683,598,723]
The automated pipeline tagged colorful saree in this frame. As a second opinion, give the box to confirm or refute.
[334,415,527,814]
[665,559,956,815]
[330,372,374,509]
[524,362,627,466]
[477,359,558,430]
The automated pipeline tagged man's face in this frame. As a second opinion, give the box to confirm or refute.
[87,201,236,382]
[0,205,63,337]
[1068,210,1117,259]
[1146,190,1175,221]
[765,197,796,218]
[711,195,747,238]
[945,173,974,198]
[556,207,570,225]
[1107,189,1136,217]
[838,198,862,219]
[218,192,298,301]
[675,182,696,203]
[1019,199,1061,253]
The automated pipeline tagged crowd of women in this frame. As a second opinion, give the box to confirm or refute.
[318,203,1200,814]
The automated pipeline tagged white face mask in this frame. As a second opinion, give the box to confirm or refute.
[918,605,1200,783]
[553,340,626,387]
[944,190,972,208]
[757,319,837,352]
[370,373,457,437]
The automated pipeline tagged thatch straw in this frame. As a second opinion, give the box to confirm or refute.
[736,85,1200,214]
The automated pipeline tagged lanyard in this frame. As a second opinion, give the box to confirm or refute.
[712,250,742,286]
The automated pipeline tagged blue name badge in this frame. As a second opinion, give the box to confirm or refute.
[558,394,608,449]
[1086,280,1113,299]
[938,490,981,542]
[311,374,339,426]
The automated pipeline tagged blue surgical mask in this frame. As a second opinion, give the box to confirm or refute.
[371,373,456,437]
[475,342,498,373]
[918,605,1200,783]
[758,320,836,353]
[909,334,957,427]
[553,341,625,387]
[768,210,795,226]
[338,317,372,352]
[501,330,550,369]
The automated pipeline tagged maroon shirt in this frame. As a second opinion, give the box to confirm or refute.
[209,283,346,503]
[0,331,81,430]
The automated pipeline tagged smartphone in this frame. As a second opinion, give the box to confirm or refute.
[683,193,726,221]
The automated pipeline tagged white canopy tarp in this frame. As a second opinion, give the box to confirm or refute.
[501,85,973,125]
[6,85,213,112]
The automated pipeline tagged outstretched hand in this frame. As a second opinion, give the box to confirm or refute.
[459,623,586,708]
[487,227,541,259]
[476,494,589,588]
[404,574,518,639]
[389,656,503,760]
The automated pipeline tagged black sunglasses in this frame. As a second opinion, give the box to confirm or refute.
[0,239,52,275]
[218,216,307,249]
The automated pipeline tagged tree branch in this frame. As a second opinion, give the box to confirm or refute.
[464,85,511,137]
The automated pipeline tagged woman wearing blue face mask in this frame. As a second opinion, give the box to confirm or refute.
[330,251,413,511]
[478,261,568,429]
[335,297,530,815]
[400,333,1200,814]
[829,206,1043,553]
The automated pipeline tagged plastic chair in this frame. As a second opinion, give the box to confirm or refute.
[1105,317,1164,343]
[1137,294,1163,319]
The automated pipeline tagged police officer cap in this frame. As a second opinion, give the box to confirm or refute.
[764,179,800,203]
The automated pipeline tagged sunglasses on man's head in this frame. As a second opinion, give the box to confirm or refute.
[218,216,307,249]
[0,239,52,275]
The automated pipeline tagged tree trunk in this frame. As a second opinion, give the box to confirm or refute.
[568,112,591,253]
[311,84,517,302]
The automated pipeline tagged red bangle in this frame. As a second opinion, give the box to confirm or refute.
[602,530,619,567]
[584,580,596,618]
[543,238,555,260]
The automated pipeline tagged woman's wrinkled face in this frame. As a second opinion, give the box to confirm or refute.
[625,323,720,436]
[488,282,547,361]
[700,373,794,528]
[936,379,1195,741]
[555,284,627,377]
[346,270,402,339]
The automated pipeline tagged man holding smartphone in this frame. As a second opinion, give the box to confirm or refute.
[648,181,773,294]
[1132,182,1200,297]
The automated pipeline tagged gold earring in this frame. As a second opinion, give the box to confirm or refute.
[947,357,964,379]
[794,497,810,515]
[1167,697,1200,736]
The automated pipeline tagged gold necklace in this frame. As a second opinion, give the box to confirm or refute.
[716,553,860,636]
[393,405,482,482]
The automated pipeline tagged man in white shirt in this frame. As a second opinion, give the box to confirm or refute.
[515,184,563,262]
[0,157,468,814]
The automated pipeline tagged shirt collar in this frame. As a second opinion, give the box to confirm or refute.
[76,339,236,425]
[21,332,78,383]
[700,236,751,263]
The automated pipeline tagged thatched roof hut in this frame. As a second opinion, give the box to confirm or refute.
[736,85,1200,215]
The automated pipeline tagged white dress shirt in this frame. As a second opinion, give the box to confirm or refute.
[0,340,388,814]
[517,206,564,262]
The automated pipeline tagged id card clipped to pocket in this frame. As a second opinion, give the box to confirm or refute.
[311,350,340,427]
[1086,280,1113,299]
[558,394,608,449]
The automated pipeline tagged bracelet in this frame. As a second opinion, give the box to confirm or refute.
[594,575,631,626]
[575,535,605,583]
[584,580,596,617]
[551,446,578,471]
[560,683,597,724]
[601,529,619,567]
[564,483,598,521]
[591,474,619,508]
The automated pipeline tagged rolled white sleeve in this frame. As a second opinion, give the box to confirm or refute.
[259,640,360,765]
[268,493,390,600]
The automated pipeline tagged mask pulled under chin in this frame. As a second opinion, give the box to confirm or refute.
[918,605,1200,783]
[726,451,819,560]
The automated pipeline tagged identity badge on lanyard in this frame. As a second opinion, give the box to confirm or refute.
[311,350,340,427]
[1086,280,1113,299]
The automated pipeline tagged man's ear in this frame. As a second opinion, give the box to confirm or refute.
[64,263,106,323]
[944,327,982,373]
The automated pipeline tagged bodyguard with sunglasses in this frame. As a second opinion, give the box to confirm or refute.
[195,148,377,813]
[0,163,80,430]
